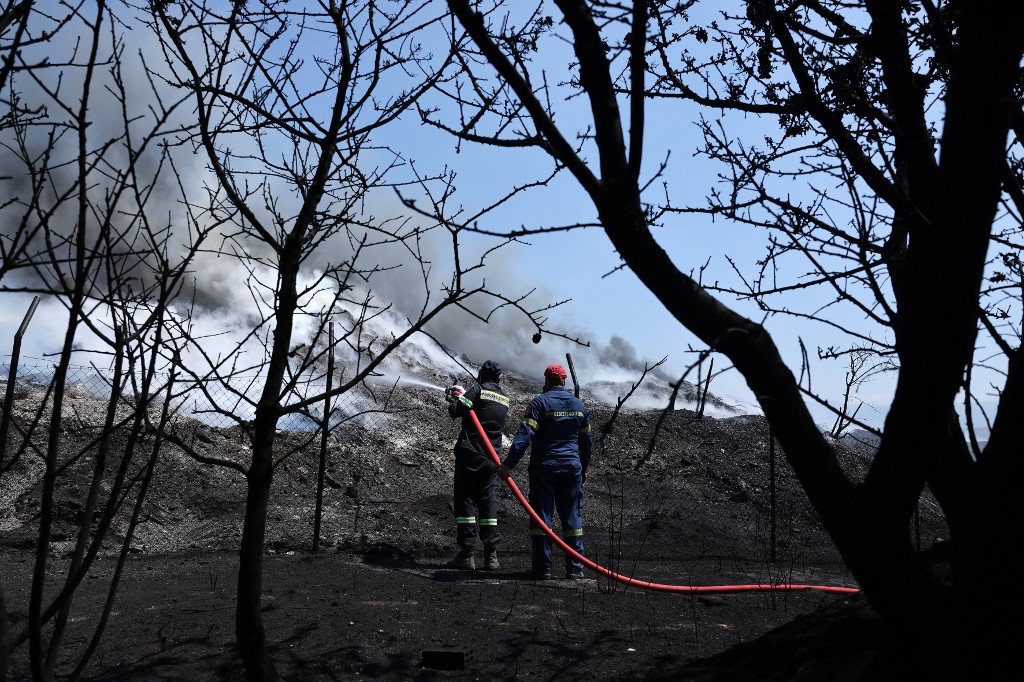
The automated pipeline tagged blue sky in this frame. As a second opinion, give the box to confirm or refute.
[0,1,904,431]
[360,14,896,429]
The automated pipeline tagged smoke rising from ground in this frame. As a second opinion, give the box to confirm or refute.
[0,6,216,301]
[0,4,723,414]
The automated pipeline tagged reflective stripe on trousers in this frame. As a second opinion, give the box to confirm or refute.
[527,467,584,574]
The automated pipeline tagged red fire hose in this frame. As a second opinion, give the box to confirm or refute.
[468,409,859,595]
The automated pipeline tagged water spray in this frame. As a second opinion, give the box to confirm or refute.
[395,376,447,391]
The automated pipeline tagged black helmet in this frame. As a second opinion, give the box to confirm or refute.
[479,360,502,381]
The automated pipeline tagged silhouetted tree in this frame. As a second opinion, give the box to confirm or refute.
[0,1,205,679]
[433,0,1024,675]
[148,1,561,678]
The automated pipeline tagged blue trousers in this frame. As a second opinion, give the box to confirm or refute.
[528,465,584,575]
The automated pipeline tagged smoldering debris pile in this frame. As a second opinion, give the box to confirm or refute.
[0,372,947,571]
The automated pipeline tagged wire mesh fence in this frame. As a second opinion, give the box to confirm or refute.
[1,362,948,585]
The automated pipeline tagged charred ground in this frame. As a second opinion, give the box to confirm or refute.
[0,372,946,680]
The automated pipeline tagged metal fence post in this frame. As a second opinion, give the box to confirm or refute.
[313,322,334,553]
[769,425,777,564]
[1,296,41,471]
[915,504,921,553]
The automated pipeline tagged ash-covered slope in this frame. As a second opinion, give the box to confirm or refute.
[0,361,947,577]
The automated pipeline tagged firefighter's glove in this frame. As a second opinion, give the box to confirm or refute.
[445,385,465,401]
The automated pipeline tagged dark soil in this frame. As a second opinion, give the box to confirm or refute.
[2,545,869,681]
[0,373,943,680]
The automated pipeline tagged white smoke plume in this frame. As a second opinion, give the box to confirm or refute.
[0,5,744,417]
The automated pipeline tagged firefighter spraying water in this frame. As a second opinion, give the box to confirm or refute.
[443,360,509,571]
[443,356,858,596]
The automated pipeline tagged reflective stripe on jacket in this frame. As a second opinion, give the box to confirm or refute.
[449,380,509,471]
[504,385,591,472]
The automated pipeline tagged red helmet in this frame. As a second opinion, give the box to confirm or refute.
[544,364,568,380]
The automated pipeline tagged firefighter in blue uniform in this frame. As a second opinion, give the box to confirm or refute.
[498,363,592,580]
[445,360,509,570]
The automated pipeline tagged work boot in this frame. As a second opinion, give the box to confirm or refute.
[483,548,500,570]
[448,548,475,570]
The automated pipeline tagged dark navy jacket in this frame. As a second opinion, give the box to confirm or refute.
[448,380,510,472]
[504,385,592,474]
